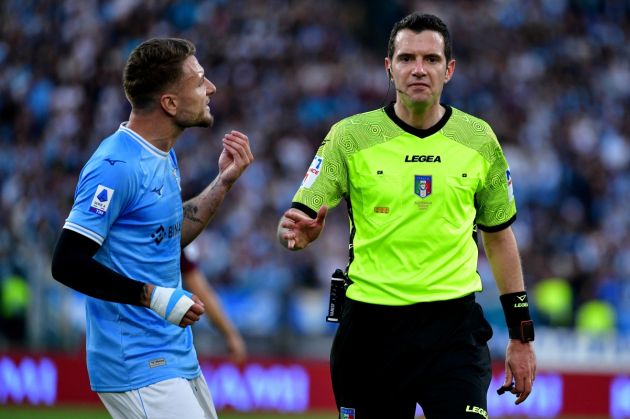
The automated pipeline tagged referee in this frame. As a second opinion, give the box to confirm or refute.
[277,13,536,419]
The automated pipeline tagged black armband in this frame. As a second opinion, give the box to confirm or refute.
[500,291,535,343]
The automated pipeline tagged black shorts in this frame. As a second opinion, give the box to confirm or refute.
[330,294,493,419]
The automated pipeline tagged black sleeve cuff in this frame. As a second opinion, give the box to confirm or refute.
[291,202,318,219]
[477,213,516,232]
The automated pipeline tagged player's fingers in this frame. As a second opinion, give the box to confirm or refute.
[222,135,249,151]
[227,131,254,160]
[184,312,199,324]
[222,141,248,163]
[228,130,248,141]
[191,295,204,307]
[179,317,194,327]
[184,310,200,322]
[223,131,247,143]
[223,135,253,161]
[189,302,205,316]
[244,145,254,161]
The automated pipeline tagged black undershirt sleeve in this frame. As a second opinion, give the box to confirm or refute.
[51,229,147,306]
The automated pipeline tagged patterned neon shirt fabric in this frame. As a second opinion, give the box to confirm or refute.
[292,105,516,305]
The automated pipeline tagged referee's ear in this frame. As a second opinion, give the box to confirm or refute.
[444,59,456,84]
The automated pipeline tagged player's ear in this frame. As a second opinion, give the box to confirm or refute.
[160,94,177,117]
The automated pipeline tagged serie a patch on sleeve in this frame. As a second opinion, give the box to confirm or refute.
[506,168,514,202]
[340,407,355,418]
[301,155,323,189]
[89,185,114,216]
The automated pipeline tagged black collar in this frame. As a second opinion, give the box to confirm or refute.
[384,102,452,138]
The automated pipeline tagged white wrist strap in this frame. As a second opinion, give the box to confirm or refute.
[150,287,194,325]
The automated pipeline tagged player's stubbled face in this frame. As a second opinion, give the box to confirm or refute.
[175,55,216,128]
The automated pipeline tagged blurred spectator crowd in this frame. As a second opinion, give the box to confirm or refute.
[0,0,629,353]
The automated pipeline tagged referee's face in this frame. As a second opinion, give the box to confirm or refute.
[386,29,455,109]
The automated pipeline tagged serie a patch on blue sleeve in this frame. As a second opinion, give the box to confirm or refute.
[89,184,115,216]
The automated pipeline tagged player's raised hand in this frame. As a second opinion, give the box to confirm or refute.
[279,206,328,250]
[218,130,253,186]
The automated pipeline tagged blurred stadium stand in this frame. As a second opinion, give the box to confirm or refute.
[0,0,629,374]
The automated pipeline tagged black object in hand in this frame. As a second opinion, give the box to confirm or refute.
[497,383,514,395]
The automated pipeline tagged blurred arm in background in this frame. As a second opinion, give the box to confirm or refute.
[181,246,246,363]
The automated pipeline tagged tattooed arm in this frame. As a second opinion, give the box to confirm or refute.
[181,130,253,247]
[181,178,230,247]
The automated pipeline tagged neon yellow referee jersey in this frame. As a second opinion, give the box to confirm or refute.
[292,104,516,305]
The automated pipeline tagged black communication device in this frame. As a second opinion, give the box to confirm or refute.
[326,269,346,323]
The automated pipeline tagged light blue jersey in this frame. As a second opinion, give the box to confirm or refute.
[64,124,200,392]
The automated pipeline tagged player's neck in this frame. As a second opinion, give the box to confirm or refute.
[394,100,445,130]
[127,111,183,152]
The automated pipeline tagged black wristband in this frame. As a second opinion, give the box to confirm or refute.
[500,291,535,343]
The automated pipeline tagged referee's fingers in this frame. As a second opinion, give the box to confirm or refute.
[314,205,328,224]
[514,376,533,404]
[515,390,531,404]
[502,369,513,388]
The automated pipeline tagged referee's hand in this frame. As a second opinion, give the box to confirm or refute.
[279,206,327,250]
[501,340,536,404]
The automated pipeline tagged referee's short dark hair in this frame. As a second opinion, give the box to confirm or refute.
[123,38,196,110]
[387,13,452,62]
